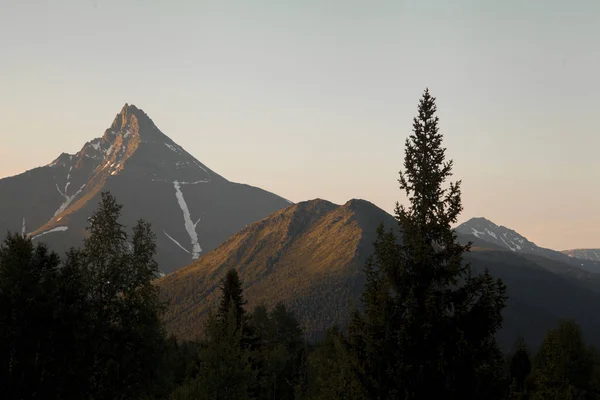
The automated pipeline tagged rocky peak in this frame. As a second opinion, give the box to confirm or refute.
[463,217,499,229]
[290,199,337,218]
[104,103,163,143]
[456,217,533,253]
[343,198,378,213]
[108,104,134,136]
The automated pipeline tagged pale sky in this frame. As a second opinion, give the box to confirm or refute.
[1,0,599,250]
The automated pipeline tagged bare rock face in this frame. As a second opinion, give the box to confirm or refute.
[0,104,292,273]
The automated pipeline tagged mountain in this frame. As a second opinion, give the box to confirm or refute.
[159,198,393,340]
[456,217,600,273]
[0,104,291,273]
[562,249,600,262]
[159,199,600,349]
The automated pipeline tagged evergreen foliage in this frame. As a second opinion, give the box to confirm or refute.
[532,320,597,399]
[0,233,64,400]
[218,269,248,329]
[0,192,171,400]
[508,335,532,396]
[345,88,508,399]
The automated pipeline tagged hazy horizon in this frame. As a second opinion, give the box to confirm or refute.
[2,0,599,250]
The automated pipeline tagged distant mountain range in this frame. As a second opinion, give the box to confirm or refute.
[159,201,600,349]
[455,217,600,273]
[0,104,291,273]
[562,249,600,262]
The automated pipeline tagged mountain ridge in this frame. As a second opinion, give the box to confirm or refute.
[562,249,600,262]
[159,198,396,340]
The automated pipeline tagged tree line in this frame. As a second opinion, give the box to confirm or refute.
[1,89,599,399]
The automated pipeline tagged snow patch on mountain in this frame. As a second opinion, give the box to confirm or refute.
[457,217,534,254]
[500,234,517,252]
[54,184,86,217]
[173,180,205,259]
[562,249,600,262]
[63,166,73,194]
[165,143,182,155]
[179,179,210,185]
[485,229,497,239]
[193,161,209,175]
[471,228,485,238]
[31,226,68,240]
[163,230,191,254]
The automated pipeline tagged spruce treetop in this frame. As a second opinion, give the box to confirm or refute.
[396,88,464,247]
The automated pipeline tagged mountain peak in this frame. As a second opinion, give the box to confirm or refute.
[456,218,600,273]
[463,217,499,228]
[105,103,159,139]
[456,217,531,253]
[120,102,143,116]
[343,198,378,211]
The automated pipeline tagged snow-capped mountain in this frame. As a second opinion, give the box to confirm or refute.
[0,104,292,273]
[456,217,536,252]
[456,217,600,273]
[562,249,600,262]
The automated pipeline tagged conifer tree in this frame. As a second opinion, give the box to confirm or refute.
[195,269,254,400]
[251,303,306,400]
[305,327,364,400]
[347,88,507,399]
[509,336,532,394]
[218,268,248,329]
[0,233,62,400]
[532,320,595,399]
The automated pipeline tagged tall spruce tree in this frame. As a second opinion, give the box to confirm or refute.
[218,268,248,329]
[508,336,532,394]
[346,88,507,399]
[193,269,255,400]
